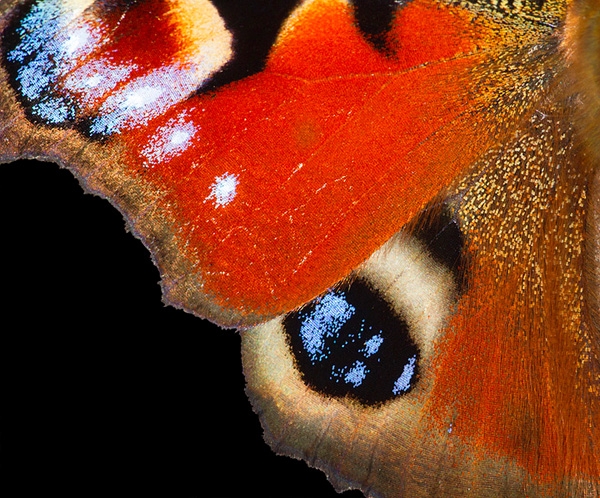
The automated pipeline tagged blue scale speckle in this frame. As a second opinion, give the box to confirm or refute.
[285,281,420,405]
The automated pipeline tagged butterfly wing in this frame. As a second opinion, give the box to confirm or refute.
[0,0,599,496]
[0,0,556,326]
[243,85,600,496]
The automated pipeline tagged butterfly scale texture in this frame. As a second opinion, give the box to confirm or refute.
[0,0,599,496]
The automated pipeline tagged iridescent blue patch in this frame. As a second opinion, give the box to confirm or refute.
[284,280,419,405]
[3,0,208,138]
[4,0,96,126]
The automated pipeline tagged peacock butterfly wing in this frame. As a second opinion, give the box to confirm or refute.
[0,0,599,496]
[0,0,543,326]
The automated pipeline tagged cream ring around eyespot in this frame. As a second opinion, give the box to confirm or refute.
[241,231,464,494]
[61,0,94,20]
[357,231,457,360]
[244,229,457,404]
[167,0,233,81]
[242,230,456,460]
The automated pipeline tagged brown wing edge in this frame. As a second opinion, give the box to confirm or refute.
[0,0,268,329]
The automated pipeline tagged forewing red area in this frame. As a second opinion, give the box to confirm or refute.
[119,0,498,319]
[69,0,185,116]
[88,1,182,71]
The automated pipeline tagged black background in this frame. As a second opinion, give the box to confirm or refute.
[1,159,364,498]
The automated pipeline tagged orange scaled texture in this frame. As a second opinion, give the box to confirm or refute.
[0,0,599,496]
[120,0,499,318]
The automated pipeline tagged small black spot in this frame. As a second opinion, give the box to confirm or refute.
[350,0,408,54]
[284,279,419,405]
[411,204,468,293]
[203,0,300,92]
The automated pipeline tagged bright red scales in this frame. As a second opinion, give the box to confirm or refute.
[117,0,503,319]
[1,0,599,496]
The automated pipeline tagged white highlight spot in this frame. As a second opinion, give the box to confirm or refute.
[392,355,417,394]
[8,0,232,136]
[64,26,90,56]
[170,129,192,145]
[123,86,162,109]
[7,1,104,123]
[207,173,238,207]
[141,114,198,166]
[64,60,135,103]
[84,75,102,88]
[89,65,201,135]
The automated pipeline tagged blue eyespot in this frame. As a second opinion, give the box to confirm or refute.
[284,280,420,405]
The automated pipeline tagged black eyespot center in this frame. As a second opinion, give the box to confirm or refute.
[284,278,420,406]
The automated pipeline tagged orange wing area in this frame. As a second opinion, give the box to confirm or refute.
[119,0,508,320]
[1,0,599,494]
[235,0,600,490]
[426,114,600,484]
